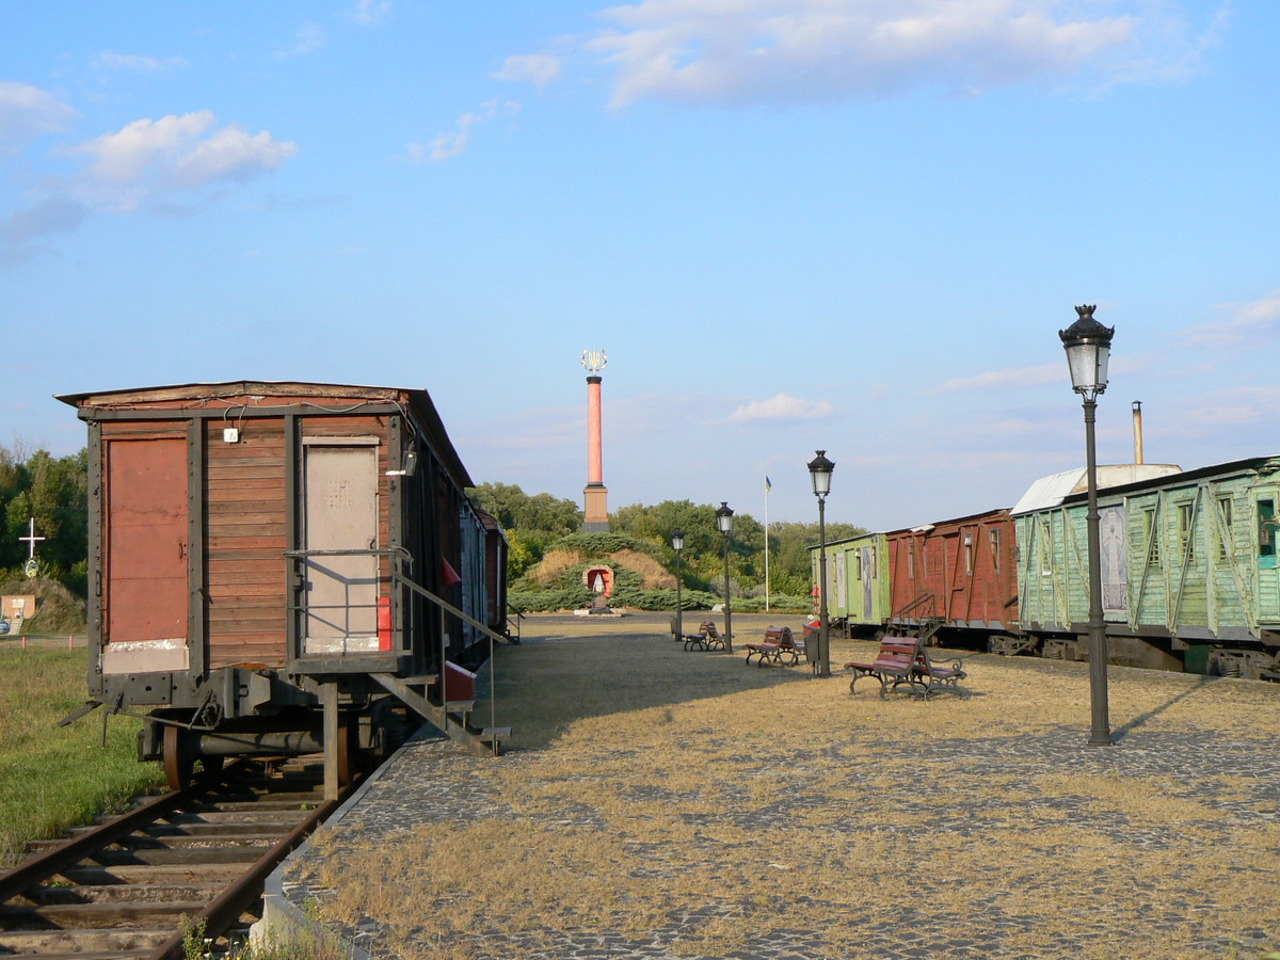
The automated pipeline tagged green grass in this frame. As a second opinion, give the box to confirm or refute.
[0,646,165,867]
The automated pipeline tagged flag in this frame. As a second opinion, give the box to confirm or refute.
[765,476,772,492]
[442,556,462,587]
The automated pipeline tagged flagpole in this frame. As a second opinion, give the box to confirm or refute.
[764,476,770,613]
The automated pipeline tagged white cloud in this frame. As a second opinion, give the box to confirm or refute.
[1179,386,1280,428]
[68,111,296,211]
[1178,293,1280,348]
[278,21,324,57]
[0,197,88,245]
[350,0,393,26]
[94,51,188,72]
[730,393,834,422]
[581,0,1169,107]
[411,100,520,164]
[930,362,1062,394]
[0,82,76,152]
[493,54,562,89]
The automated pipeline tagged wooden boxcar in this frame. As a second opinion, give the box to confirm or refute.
[813,511,1018,645]
[883,508,1019,644]
[811,532,891,636]
[1013,456,1280,677]
[60,380,507,788]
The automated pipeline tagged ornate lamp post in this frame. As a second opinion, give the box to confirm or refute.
[807,450,835,678]
[1059,304,1115,747]
[715,502,734,652]
[672,528,685,641]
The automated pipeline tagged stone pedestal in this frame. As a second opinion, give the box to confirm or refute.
[583,482,609,532]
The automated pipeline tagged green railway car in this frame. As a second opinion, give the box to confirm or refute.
[1013,457,1280,678]
[810,532,891,636]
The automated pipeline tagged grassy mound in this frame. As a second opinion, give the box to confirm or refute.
[0,577,87,635]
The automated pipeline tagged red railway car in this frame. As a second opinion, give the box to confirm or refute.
[884,508,1019,644]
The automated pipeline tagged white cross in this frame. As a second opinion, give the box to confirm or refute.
[19,518,45,561]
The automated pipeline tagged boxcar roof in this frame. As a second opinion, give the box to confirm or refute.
[1052,455,1280,507]
[1010,463,1183,516]
[56,380,474,489]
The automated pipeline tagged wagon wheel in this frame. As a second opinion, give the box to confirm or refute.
[163,724,194,791]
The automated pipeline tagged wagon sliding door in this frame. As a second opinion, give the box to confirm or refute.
[102,435,191,674]
[302,439,381,654]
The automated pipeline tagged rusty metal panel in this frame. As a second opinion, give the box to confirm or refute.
[102,435,190,672]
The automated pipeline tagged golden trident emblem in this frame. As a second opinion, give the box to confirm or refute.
[580,348,608,373]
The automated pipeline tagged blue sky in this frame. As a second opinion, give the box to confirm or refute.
[3,0,1275,532]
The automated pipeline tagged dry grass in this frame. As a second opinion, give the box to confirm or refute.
[298,614,1280,960]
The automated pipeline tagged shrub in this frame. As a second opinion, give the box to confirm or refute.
[508,588,595,613]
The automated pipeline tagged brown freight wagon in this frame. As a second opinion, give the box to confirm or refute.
[884,507,1020,646]
[59,381,508,793]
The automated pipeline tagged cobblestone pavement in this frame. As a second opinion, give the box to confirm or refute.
[281,726,1280,960]
[275,617,1280,960]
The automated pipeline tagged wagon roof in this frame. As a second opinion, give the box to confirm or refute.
[56,379,474,488]
[1053,455,1280,506]
[1011,457,1280,515]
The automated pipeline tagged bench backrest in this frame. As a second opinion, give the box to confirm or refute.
[871,637,922,674]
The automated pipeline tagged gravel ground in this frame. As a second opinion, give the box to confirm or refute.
[276,612,1280,960]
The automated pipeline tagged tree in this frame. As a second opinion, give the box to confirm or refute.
[0,443,89,592]
[468,482,582,575]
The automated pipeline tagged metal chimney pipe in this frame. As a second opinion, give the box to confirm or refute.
[1132,400,1144,465]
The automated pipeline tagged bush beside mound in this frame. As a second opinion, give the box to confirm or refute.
[0,578,87,635]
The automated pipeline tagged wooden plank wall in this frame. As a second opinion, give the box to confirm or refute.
[205,420,288,668]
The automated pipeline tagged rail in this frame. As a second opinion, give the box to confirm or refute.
[392,570,507,753]
[282,547,509,755]
[0,758,361,959]
[894,592,938,620]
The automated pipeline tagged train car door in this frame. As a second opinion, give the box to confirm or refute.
[834,551,847,617]
[861,545,874,619]
[1255,491,1280,621]
[302,440,380,654]
[1100,504,1128,617]
[102,435,190,674]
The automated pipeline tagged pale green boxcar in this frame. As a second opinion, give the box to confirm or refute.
[810,532,891,636]
[1013,457,1280,677]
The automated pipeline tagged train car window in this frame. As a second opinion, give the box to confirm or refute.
[1142,507,1160,566]
[990,528,1001,573]
[964,531,974,575]
[1258,499,1276,559]
[1217,497,1233,559]
[908,540,915,580]
[854,550,862,580]
[1177,502,1195,564]
[871,544,878,577]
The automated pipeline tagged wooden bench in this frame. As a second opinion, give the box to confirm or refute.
[845,634,967,699]
[744,626,803,666]
[684,621,726,651]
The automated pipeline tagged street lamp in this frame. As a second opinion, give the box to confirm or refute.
[807,450,835,678]
[672,528,685,642]
[715,502,734,653]
[1059,303,1115,747]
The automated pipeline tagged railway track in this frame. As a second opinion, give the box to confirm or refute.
[0,757,357,960]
